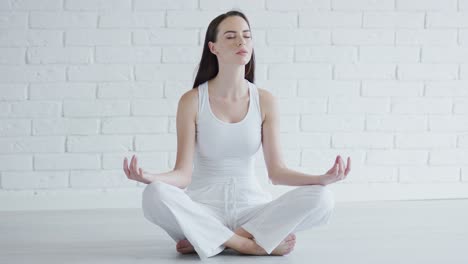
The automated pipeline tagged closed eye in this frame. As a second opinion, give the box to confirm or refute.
[227,36,251,39]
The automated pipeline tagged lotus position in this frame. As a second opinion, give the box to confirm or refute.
[123,10,351,260]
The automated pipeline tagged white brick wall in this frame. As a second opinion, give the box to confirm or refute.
[1,0,468,211]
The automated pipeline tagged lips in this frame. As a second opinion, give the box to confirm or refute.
[236,49,248,54]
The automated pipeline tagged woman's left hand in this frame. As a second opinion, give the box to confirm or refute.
[320,155,351,186]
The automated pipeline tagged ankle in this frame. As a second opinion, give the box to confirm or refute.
[241,237,266,255]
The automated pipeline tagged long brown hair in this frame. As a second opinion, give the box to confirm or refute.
[192,10,255,89]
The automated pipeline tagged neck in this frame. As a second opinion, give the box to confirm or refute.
[209,63,247,99]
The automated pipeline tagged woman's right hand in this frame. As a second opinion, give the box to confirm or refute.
[123,155,152,184]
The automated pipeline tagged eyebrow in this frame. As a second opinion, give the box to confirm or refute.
[223,30,251,34]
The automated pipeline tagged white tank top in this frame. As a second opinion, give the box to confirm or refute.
[186,79,272,226]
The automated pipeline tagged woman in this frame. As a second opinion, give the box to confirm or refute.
[123,10,351,260]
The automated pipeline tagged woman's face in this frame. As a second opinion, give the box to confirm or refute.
[208,16,253,66]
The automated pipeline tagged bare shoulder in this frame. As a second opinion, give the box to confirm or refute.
[257,87,277,123]
[178,87,199,122]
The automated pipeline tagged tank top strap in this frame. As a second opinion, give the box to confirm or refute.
[248,81,262,122]
[197,81,208,122]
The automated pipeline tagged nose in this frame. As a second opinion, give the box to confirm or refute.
[238,37,246,46]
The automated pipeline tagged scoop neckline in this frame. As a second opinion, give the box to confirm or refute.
[206,79,251,126]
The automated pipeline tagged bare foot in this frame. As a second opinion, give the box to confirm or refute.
[176,239,195,254]
[269,233,296,256]
[225,233,296,256]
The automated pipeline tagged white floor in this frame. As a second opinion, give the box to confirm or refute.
[1,199,467,264]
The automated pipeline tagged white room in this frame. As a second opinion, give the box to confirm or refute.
[1,0,467,263]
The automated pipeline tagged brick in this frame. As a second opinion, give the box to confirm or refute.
[256,46,294,63]
[65,0,131,11]
[367,150,428,165]
[70,169,136,188]
[0,136,64,153]
[396,133,456,148]
[99,12,164,28]
[33,118,99,135]
[392,97,452,114]
[67,135,132,152]
[266,0,329,10]
[10,0,62,10]
[168,10,232,28]
[98,82,163,99]
[427,12,468,28]
[280,133,330,149]
[133,29,198,45]
[454,98,468,114]
[269,63,331,79]
[132,98,183,116]
[425,81,468,96]
[0,84,27,100]
[30,12,97,28]
[135,134,177,151]
[0,47,25,64]
[135,64,195,81]
[333,0,394,10]
[2,171,68,189]
[335,64,396,80]
[360,46,419,63]
[27,47,92,64]
[0,30,62,47]
[296,46,357,63]
[366,114,427,132]
[0,119,30,136]
[0,65,65,82]
[332,29,394,45]
[396,29,457,45]
[267,29,330,45]
[30,83,96,100]
[399,166,460,182]
[329,96,390,113]
[302,114,365,132]
[200,0,264,10]
[68,65,132,81]
[396,0,457,11]
[0,12,28,28]
[429,116,468,132]
[134,0,197,10]
[162,47,200,63]
[397,64,458,81]
[9,101,61,117]
[362,80,423,96]
[95,47,161,63]
[64,100,130,117]
[101,117,168,134]
[430,150,468,165]
[332,133,393,148]
[300,11,361,28]
[422,47,468,63]
[0,155,32,171]
[298,80,360,97]
[35,154,100,170]
[363,12,424,28]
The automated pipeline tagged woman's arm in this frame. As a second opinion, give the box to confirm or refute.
[259,88,350,186]
[269,167,323,186]
[146,169,191,188]
[269,156,350,186]
[123,88,198,189]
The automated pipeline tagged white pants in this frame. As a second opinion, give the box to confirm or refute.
[142,181,335,260]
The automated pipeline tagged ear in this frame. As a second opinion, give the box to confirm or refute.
[208,41,218,55]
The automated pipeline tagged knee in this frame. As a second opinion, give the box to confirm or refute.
[298,185,335,213]
[142,181,173,212]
